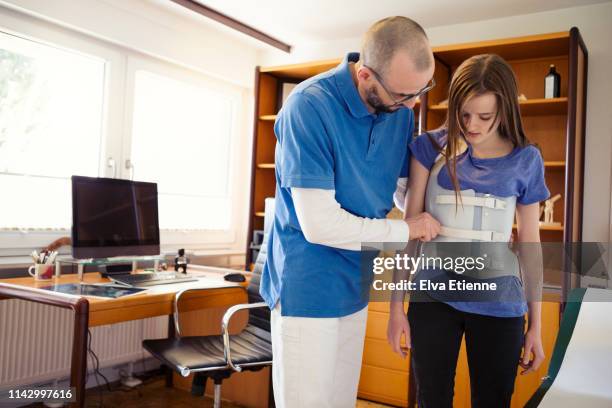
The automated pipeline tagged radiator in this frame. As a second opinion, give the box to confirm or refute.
[0,299,167,388]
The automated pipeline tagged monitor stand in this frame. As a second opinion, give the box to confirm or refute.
[54,255,165,281]
[102,263,133,276]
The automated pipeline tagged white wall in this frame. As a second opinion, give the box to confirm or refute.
[0,0,259,88]
[259,1,612,243]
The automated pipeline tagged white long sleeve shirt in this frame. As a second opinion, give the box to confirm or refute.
[292,178,409,251]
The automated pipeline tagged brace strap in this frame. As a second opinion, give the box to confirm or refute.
[440,226,506,242]
[435,194,507,210]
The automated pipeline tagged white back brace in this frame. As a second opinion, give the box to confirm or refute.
[421,138,519,279]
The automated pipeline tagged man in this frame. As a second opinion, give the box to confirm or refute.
[260,16,440,407]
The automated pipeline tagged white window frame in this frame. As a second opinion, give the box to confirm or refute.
[0,7,251,257]
[0,7,126,253]
[122,54,248,248]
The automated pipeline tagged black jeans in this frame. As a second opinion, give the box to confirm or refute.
[408,299,525,408]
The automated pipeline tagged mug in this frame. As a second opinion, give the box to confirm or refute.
[28,264,54,280]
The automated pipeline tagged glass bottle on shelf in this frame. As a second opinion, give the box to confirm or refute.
[544,64,561,99]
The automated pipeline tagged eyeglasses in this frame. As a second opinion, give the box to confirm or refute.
[364,64,436,107]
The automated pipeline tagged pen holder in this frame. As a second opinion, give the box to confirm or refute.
[28,264,55,281]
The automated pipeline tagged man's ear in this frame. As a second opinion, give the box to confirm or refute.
[356,66,372,82]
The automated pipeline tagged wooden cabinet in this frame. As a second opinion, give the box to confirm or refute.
[360,300,411,406]
[247,60,339,264]
[248,28,586,407]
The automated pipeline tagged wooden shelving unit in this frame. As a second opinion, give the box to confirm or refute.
[429,97,568,115]
[247,58,421,266]
[248,29,587,408]
[545,161,566,167]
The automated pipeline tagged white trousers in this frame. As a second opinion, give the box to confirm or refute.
[270,303,368,408]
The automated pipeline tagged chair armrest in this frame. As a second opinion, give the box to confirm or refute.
[173,287,246,337]
[173,288,193,337]
[221,302,268,372]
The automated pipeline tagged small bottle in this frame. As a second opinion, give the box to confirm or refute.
[544,64,561,99]
[174,248,188,274]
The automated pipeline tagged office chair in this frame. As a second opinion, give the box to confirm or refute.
[142,201,274,408]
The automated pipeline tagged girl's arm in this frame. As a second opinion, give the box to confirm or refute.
[404,158,429,221]
[387,157,430,356]
[516,202,545,374]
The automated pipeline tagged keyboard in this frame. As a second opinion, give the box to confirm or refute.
[110,272,198,287]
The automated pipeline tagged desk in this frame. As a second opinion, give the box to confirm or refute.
[0,268,247,407]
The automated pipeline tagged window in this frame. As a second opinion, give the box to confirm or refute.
[0,30,105,229]
[0,17,249,254]
[130,69,236,231]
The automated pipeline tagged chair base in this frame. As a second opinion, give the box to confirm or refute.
[191,366,268,407]
[213,383,221,408]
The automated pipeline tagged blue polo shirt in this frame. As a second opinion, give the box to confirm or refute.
[260,52,414,317]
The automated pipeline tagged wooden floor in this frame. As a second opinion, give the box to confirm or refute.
[83,377,241,407]
[76,377,393,408]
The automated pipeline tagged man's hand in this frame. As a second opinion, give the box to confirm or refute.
[405,212,440,241]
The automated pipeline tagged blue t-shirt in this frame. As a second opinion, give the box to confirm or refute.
[260,52,414,317]
[409,129,550,317]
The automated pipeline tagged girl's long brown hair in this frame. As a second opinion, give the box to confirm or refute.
[440,54,530,202]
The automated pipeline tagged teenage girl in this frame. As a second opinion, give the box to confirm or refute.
[388,54,548,407]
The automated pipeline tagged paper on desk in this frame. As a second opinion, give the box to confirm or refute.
[142,277,240,294]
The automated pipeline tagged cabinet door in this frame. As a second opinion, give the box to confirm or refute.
[359,363,409,406]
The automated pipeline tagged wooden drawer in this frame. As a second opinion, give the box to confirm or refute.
[365,310,388,340]
[366,309,411,348]
[362,337,409,372]
[358,364,408,407]
[368,301,390,313]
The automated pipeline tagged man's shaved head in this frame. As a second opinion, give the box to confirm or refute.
[361,16,433,75]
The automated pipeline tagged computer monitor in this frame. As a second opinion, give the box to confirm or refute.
[71,176,160,259]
